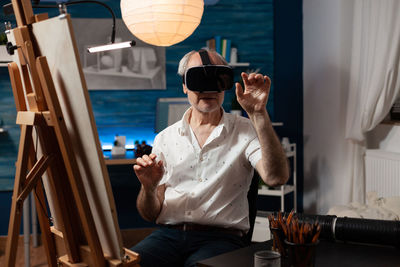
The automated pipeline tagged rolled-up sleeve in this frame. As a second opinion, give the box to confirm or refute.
[246,136,261,168]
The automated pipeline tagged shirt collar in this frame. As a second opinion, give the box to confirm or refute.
[177,107,232,136]
[177,108,192,136]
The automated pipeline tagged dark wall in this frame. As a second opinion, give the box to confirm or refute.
[0,191,13,235]
[0,68,18,190]
[273,0,304,212]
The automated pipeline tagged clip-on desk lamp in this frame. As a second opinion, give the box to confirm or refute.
[4,0,136,54]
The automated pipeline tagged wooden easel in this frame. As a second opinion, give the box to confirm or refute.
[4,0,140,266]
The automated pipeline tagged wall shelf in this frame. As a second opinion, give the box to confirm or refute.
[104,158,136,166]
[229,62,250,67]
[381,120,400,126]
[258,185,295,196]
[271,122,284,127]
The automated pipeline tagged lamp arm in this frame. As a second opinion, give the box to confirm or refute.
[32,0,116,43]
[65,1,116,43]
[31,4,57,8]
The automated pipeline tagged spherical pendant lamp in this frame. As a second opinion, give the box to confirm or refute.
[121,0,204,47]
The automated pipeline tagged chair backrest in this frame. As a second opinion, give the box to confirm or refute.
[244,171,260,245]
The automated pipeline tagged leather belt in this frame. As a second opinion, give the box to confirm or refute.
[160,223,244,237]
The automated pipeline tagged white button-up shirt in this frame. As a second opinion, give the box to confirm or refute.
[154,108,261,231]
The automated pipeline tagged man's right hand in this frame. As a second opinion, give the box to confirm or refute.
[133,153,164,192]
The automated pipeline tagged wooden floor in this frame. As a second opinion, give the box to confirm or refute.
[0,236,47,267]
[0,228,154,266]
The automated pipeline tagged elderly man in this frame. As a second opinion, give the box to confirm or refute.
[132,49,289,267]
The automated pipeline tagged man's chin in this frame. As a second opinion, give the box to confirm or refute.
[194,105,221,114]
[199,97,218,102]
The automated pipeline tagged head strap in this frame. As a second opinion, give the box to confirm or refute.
[183,49,213,84]
[198,49,212,65]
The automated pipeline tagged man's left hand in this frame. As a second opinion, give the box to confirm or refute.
[235,72,271,115]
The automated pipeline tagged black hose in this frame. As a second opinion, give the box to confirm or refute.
[335,217,400,247]
[283,213,400,247]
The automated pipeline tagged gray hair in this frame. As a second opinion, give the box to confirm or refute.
[177,49,228,76]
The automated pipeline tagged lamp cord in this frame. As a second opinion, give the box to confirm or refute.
[32,0,116,43]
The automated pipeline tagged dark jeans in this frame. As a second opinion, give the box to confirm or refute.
[130,227,246,267]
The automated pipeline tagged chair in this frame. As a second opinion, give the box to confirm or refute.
[243,171,261,245]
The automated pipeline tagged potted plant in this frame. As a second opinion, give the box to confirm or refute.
[0,32,12,63]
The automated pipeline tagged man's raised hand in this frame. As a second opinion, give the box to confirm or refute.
[235,72,271,115]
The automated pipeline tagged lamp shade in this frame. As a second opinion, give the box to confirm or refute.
[121,0,204,47]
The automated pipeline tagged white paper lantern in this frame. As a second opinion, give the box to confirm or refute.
[121,0,204,47]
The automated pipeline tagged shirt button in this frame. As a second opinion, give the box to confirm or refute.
[198,178,202,182]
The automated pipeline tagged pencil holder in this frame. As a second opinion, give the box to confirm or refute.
[284,240,319,267]
[270,227,286,257]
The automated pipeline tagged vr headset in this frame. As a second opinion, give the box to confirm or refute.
[182,49,234,93]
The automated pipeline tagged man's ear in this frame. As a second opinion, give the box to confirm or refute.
[183,84,188,94]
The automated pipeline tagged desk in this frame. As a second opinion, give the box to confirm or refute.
[197,240,400,267]
[105,158,136,165]
[103,150,137,165]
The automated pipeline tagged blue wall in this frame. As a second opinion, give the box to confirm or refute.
[0,0,274,187]
[0,68,18,191]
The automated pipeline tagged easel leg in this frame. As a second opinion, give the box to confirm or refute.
[23,196,30,267]
[5,124,33,267]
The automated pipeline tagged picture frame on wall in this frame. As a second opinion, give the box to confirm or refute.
[72,18,166,90]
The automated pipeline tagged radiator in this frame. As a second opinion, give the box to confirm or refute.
[365,149,400,197]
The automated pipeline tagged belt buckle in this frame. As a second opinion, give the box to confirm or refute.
[183,223,187,231]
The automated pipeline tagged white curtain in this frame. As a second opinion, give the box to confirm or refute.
[345,0,400,203]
